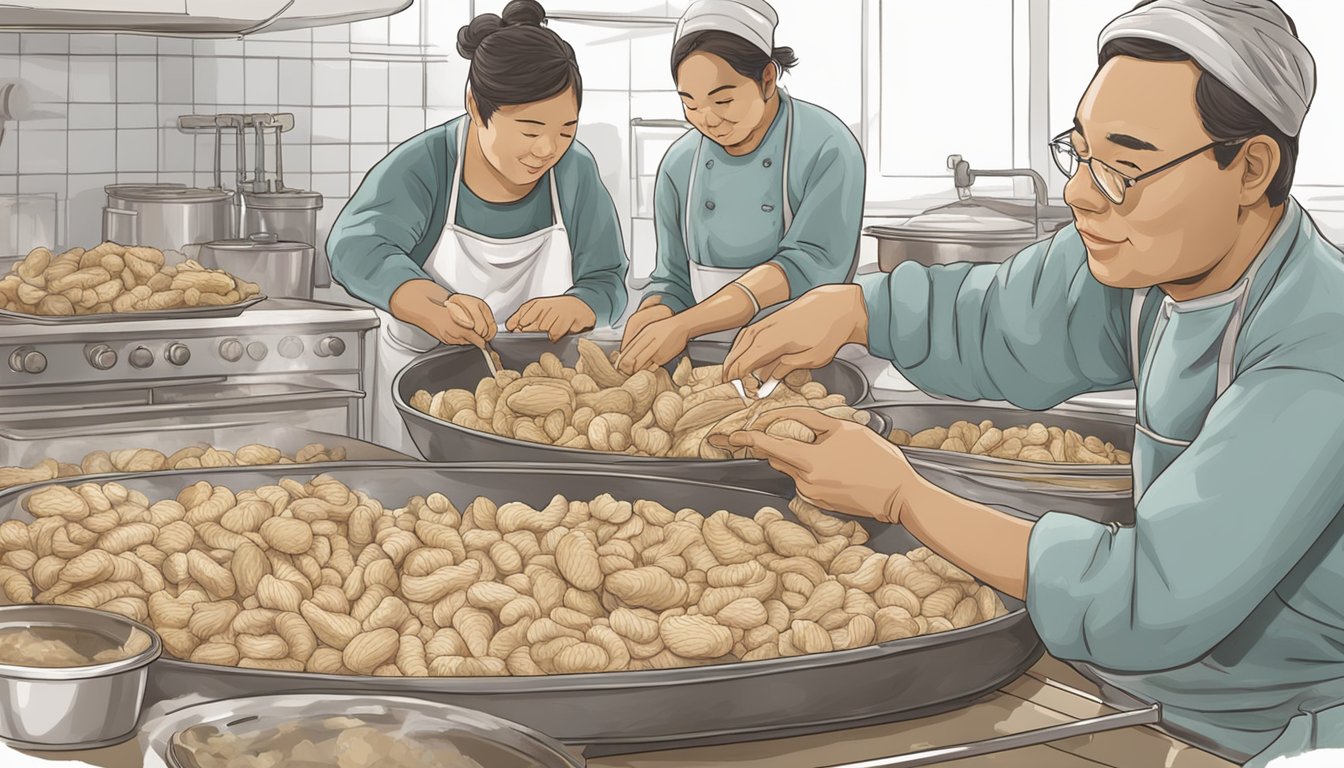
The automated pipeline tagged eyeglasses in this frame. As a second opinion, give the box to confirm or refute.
[1048,130,1250,205]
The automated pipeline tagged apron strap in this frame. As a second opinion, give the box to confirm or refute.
[547,163,563,228]
[1128,287,1150,382]
[781,90,795,232]
[447,118,468,227]
[684,135,704,266]
[1216,282,1251,399]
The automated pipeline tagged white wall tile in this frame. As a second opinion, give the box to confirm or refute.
[18,130,67,174]
[388,62,423,108]
[66,173,116,247]
[117,103,158,129]
[0,133,17,175]
[158,104,194,129]
[425,1,470,49]
[117,129,158,173]
[280,144,310,174]
[388,4,421,46]
[312,144,350,174]
[20,55,69,102]
[0,34,18,55]
[68,130,117,174]
[159,128,196,174]
[552,20,630,92]
[158,37,193,56]
[245,58,280,108]
[630,91,683,121]
[350,144,389,175]
[312,107,351,144]
[244,41,312,59]
[16,173,65,197]
[117,56,157,103]
[158,56,194,103]
[116,34,157,55]
[248,28,313,43]
[21,33,69,55]
[389,107,426,143]
[0,176,16,194]
[350,18,390,46]
[280,106,313,143]
[116,172,158,186]
[158,172,196,187]
[279,60,312,105]
[351,61,389,106]
[425,60,467,110]
[313,42,351,59]
[195,58,245,105]
[310,172,350,199]
[630,27,674,92]
[67,104,117,130]
[313,24,350,43]
[21,104,67,132]
[69,56,114,102]
[313,59,351,106]
[194,39,245,57]
[0,55,16,81]
[70,34,117,55]
[350,105,388,144]
[425,107,460,129]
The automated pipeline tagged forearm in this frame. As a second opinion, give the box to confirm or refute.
[901,478,1032,600]
[676,264,789,338]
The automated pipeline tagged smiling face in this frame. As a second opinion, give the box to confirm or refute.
[676,51,776,150]
[1065,56,1274,289]
[468,86,579,187]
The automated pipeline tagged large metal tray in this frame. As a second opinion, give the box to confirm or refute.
[861,401,1135,525]
[0,463,1041,755]
[0,296,266,326]
[394,336,871,495]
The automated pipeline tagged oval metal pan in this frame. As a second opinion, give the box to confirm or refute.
[393,336,872,494]
[0,296,266,326]
[860,401,1135,525]
[0,463,1041,753]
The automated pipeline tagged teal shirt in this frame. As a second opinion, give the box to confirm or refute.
[327,116,628,324]
[644,91,866,312]
[860,202,1344,762]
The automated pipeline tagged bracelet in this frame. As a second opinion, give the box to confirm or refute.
[731,281,761,316]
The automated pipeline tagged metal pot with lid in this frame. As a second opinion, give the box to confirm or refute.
[240,188,327,287]
[865,154,1074,270]
[198,232,315,299]
[103,184,237,254]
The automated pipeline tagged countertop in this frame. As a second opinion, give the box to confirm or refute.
[4,656,1233,768]
[0,298,380,339]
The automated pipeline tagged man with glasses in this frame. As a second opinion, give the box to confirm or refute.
[715,1,1344,764]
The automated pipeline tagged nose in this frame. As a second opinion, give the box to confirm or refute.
[1064,167,1107,215]
[532,134,555,159]
[702,111,723,128]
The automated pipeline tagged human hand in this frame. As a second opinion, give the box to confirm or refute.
[619,302,675,356]
[616,314,692,374]
[720,406,924,524]
[389,280,496,347]
[722,284,869,384]
[506,295,597,342]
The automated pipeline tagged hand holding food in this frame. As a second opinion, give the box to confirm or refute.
[616,313,696,375]
[389,281,495,348]
[0,476,1008,677]
[0,243,260,317]
[724,407,921,524]
[506,295,597,342]
[888,419,1130,465]
[722,285,870,385]
[619,302,676,356]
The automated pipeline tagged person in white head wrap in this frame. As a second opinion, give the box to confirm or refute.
[713,3,1344,766]
[616,0,865,371]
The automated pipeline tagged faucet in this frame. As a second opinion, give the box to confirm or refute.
[947,154,1050,235]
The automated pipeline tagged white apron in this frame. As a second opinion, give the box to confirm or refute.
[684,93,795,343]
[372,119,574,455]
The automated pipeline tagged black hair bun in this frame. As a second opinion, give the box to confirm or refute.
[457,14,504,59]
[502,0,547,27]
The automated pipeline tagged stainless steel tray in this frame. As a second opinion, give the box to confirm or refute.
[0,463,1041,754]
[0,296,266,326]
[394,336,871,495]
[860,401,1135,525]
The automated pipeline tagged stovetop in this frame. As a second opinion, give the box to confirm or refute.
[1,298,378,388]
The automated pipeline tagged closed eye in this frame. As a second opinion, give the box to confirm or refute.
[561,133,573,139]
[522,133,539,138]
[715,99,733,106]
[1116,159,1142,171]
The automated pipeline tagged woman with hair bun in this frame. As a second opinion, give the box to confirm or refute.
[616,0,865,373]
[328,0,628,453]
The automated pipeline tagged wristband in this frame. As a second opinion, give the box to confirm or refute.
[731,281,761,316]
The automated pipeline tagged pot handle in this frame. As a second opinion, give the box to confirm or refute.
[823,703,1161,768]
[103,207,137,244]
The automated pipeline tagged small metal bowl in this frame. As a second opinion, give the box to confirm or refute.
[0,605,161,749]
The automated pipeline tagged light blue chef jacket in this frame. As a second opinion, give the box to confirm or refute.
[858,200,1344,765]
[642,90,865,312]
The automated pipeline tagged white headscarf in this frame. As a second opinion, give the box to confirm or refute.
[1098,0,1315,136]
[675,0,779,57]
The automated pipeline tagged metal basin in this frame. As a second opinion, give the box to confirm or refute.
[0,463,1041,754]
[394,336,871,495]
[860,401,1135,525]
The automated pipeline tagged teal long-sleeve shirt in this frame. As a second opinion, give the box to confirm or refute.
[327,116,628,324]
[859,202,1344,760]
[643,91,865,312]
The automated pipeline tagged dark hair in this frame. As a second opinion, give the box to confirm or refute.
[670,30,798,85]
[456,0,582,126]
[1099,2,1298,206]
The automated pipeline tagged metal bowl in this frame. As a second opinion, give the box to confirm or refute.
[0,605,162,749]
[394,336,871,494]
[141,694,584,768]
[860,401,1135,525]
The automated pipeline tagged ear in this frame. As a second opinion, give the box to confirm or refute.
[1238,135,1280,206]
[760,61,779,101]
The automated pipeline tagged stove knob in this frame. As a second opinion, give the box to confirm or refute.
[129,346,154,369]
[247,342,268,361]
[8,347,46,374]
[277,336,304,359]
[166,343,191,366]
[219,338,244,362]
[86,344,117,370]
[315,336,346,358]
